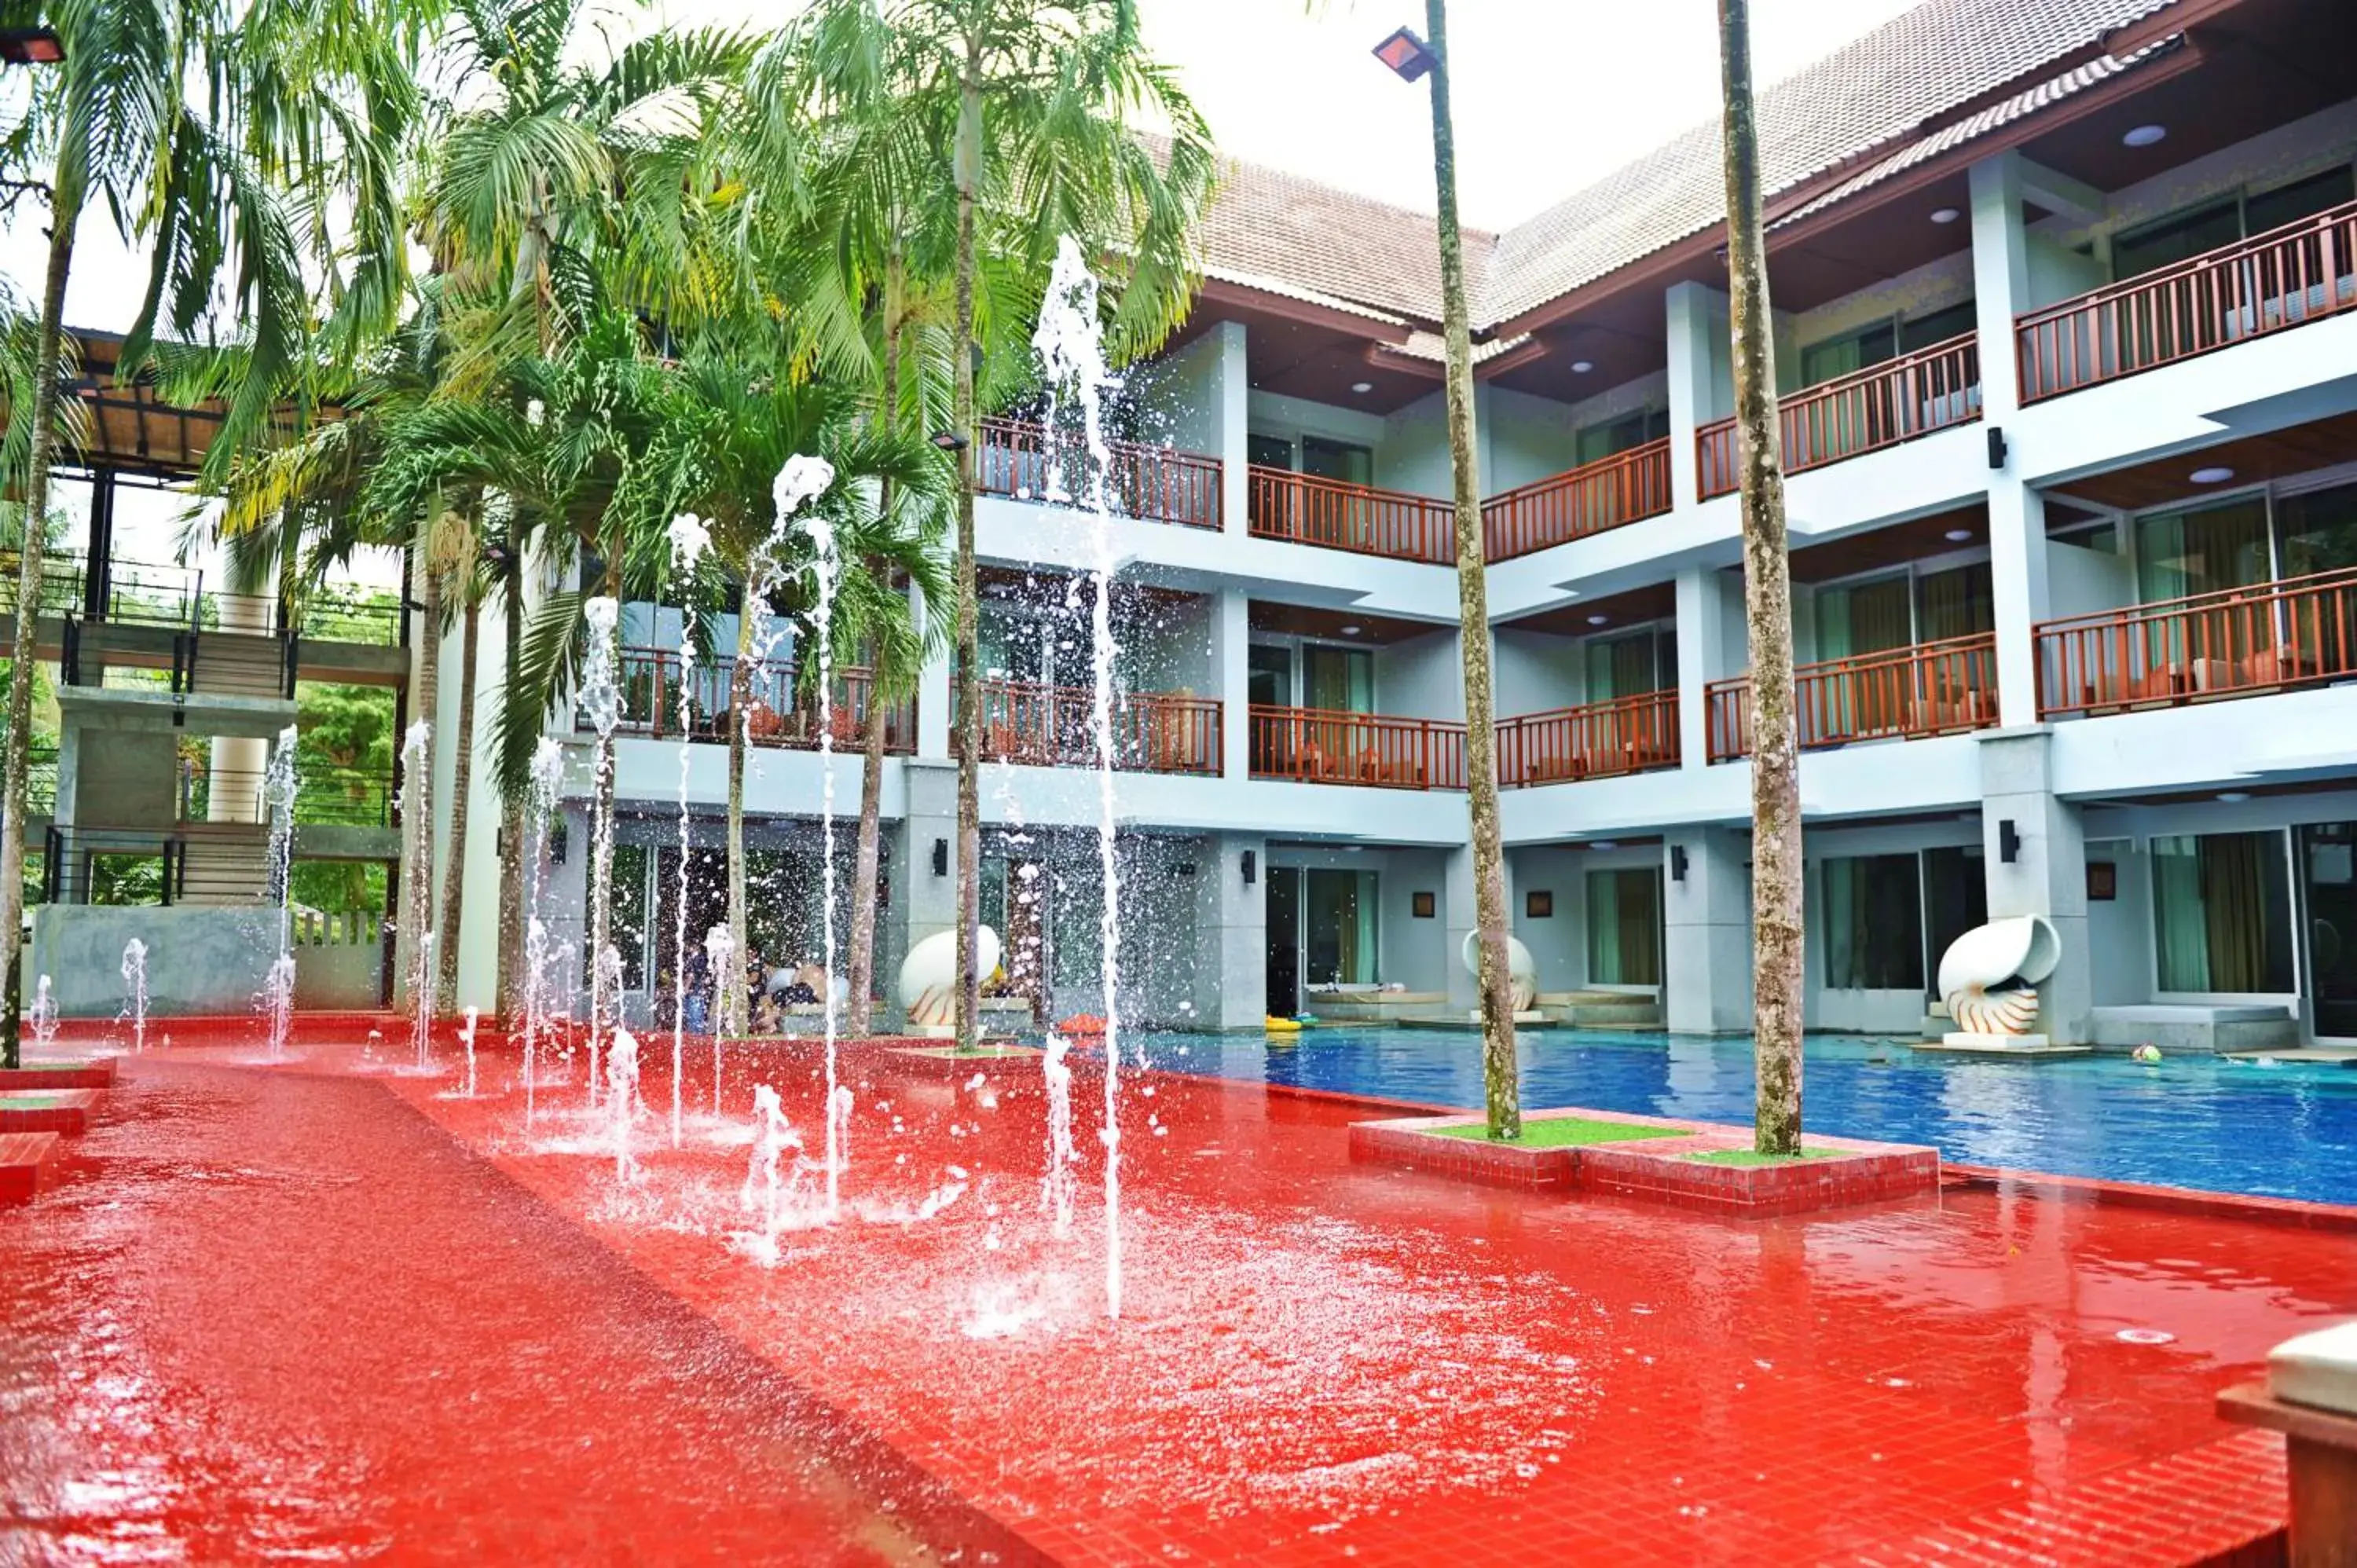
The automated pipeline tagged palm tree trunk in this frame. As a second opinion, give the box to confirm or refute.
[495,548,526,1022]
[950,56,984,1055]
[0,180,79,1070]
[722,602,755,1039]
[1418,0,1519,1140]
[435,590,479,1011]
[1717,0,1804,1156]
[847,648,891,1037]
[402,555,443,1018]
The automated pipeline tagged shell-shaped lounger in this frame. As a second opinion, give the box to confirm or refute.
[898,925,1003,1028]
[1461,930,1539,1013]
[1936,914,2060,1036]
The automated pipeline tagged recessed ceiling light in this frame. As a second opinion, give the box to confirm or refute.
[2189,466,2235,484]
[1930,207,1961,225]
[1589,840,1618,852]
[1338,623,1362,636]
[1350,380,1373,394]
[1945,528,1972,542]
[1586,613,1609,625]
[2122,123,2166,148]
[1571,360,1595,373]
[2216,790,2251,803]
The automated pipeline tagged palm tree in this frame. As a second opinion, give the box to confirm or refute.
[1716,0,1804,1156]
[805,0,1214,1053]
[0,0,427,1064]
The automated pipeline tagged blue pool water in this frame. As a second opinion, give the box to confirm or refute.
[1131,1028,2357,1205]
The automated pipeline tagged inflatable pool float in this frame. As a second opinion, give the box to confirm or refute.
[1263,1016,1302,1033]
[1057,1013,1109,1038]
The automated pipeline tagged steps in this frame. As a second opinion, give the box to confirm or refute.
[0,1089,97,1135]
[0,1057,116,1091]
[187,632,287,700]
[172,827,274,904]
[0,1130,63,1205]
[1536,990,1665,1029]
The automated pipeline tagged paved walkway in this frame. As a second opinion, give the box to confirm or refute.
[5,1035,2352,1564]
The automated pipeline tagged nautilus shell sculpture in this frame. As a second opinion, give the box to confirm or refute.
[898,925,1002,1028]
[1937,914,2062,1036]
[1462,930,1539,1013]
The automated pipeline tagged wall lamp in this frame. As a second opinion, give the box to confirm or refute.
[0,27,64,64]
[1371,26,1436,81]
[929,430,969,452]
[1998,819,2021,865]
[1670,844,1689,883]
[1241,849,1256,887]
[931,837,949,877]
[1987,426,2008,471]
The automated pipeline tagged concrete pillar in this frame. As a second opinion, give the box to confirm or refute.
[1211,319,1250,537]
[451,593,512,1010]
[1665,281,1732,515]
[913,582,952,762]
[900,757,959,961]
[1673,564,1730,771]
[1976,730,2091,1043]
[208,591,275,823]
[1192,832,1266,1029]
[1211,588,1251,780]
[1442,843,1511,1010]
[1970,152,2051,729]
[1662,826,1752,1034]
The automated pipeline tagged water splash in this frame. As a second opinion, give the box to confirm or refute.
[258,954,297,1064]
[609,1024,641,1185]
[735,1082,805,1266]
[667,515,709,1150]
[28,974,58,1053]
[398,720,434,1070]
[581,595,624,1108]
[1034,234,1128,1317]
[783,456,846,1218]
[703,923,735,1116]
[522,737,566,1130]
[260,724,302,1063]
[460,1005,480,1098]
[119,939,148,1053]
[1041,1028,1077,1233]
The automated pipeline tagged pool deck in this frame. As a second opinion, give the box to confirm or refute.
[2,1028,2352,1564]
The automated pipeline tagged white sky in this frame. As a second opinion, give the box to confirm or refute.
[2,0,1923,566]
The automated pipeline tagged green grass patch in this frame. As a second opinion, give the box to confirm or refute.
[1681,1146,1848,1167]
[905,1044,1037,1059]
[0,1095,59,1109]
[1423,1116,1689,1149]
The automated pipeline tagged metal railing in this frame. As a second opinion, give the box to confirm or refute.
[38,823,275,907]
[2018,196,2357,403]
[177,762,396,827]
[1482,438,1673,561]
[1246,466,1456,564]
[1247,704,1465,789]
[1698,333,1981,499]
[977,417,1223,529]
[0,551,86,617]
[1706,632,1998,761]
[2033,569,2357,720]
[288,590,405,647]
[1497,690,1680,786]
[966,680,1221,775]
[599,646,915,753]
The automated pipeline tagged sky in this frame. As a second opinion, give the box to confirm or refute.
[1,0,1926,565]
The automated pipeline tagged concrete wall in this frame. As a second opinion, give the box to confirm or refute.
[1494,628,1585,715]
[31,904,286,1017]
[1372,628,1464,720]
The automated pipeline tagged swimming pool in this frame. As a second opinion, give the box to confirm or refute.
[1131,1028,2357,1206]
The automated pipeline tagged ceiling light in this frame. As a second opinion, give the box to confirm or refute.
[1930,207,1961,225]
[2122,124,2166,148]
[1586,614,1609,625]
[2190,466,2234,485]
[1589,840,1618,852]
[1350,380,1373,394]
[1338,624,1362,636]
[1571,360,1595,374]
[1945,528,1972,542]
[2216,790,2251,803]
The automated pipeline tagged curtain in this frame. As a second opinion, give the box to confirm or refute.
[1306,646,1373,713]
[2201,833,2270,993]
[1917,565,1996,642]
[1617,870,1662,986]
[1586,871,1622,984]
[2152,836,2212,991]
[1821,855,1924,990]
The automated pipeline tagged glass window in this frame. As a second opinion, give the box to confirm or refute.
[1299,436,1373,486]
[1247,433,1294,470]
[1585,867,1662,985]
[1899,300,1978,352]
[1305,868,1378,986]
[2245,167,2355,237]
[608,843,653,989]
[1822,854,1924,991]
[1817,574,1914,658]
[1303,643,1373,713]
[1585,628,1666,700]
[2278,480,2357,577]
[1247,643,1293,707]
[2152,831,2294,993]
[2114,198,2242,280]
[1802,321,1897,387]
[1915,563,1996,643]
[2135,496,2272,602]
[1050,864,1104,989]
[1574,408,1670,466]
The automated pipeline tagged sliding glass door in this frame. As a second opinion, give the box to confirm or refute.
[2300,823,2357,1038]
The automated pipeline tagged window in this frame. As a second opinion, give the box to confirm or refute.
[1822,854,1924,991]
[2152,831,2294,993]
[1299,435,1373,486]
[1800,301,1978,386]
[1302,643,1373,713]
[2114,168,2357,281]
[2245,167,2355,239]
[1247,433,1294,470]
[1915,563,1996,643]
[1816,575,1915,658]
[1585,867,1662,985]
[1574,408,1670,467]
[2277,479,2357,577]
[1585,626,1675,698]
[2134,496,2271,603]
[1305,868,1378,986]
[1898,301,1978,353]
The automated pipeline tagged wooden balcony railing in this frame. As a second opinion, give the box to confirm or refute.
[599,647,915,753]
[968,680,1221,775]
[2033,569,2357,720]
[1248,705,1465,789]
[977,417,1223,529]
[1247,466,1455,564]
[1496,690,1680,786]
[2018,198,2357,403]
[1481,438,1673,562]
[1698,333,1981,500]
[1706,632,1998,762]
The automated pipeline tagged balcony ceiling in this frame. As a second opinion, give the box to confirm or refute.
[1501,580,1678,636]
[1791,504,1992,584]
[1247,600,1443,645]
[2054,410,2357,512]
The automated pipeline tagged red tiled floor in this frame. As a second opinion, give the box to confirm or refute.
[5,1032,2351,1564]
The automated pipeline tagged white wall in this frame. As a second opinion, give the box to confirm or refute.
[1494,628,1585,715]
[1372,628,1465,720]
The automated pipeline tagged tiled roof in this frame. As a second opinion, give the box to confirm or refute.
[1199,0,2183,332]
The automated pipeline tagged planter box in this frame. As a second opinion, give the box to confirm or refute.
[0,1057,116,1092]
[0,1090,97,1136]
[0,1130,62,1206]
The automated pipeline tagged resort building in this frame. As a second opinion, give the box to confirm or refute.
[20,0,2357,1053]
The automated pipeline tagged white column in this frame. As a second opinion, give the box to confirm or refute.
[1665,281,1731,515]
[1662,827,1752,1033]
[1977,731,2091,1043]
[1194,833,1266,1029]
[1212,319,1250,537]
[1673,564,1728,771]
[1971,152,2051,729]
[913,581,953,762]
[1211,588,1251,780]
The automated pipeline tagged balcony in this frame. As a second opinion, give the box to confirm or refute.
[2034,570,2357,720]
[1247,467,1455,565]
[1697,334,1981,500]
[1482,439,1673,562]
[1497,691,1680,786]
[970,679,1221,776]
[2018,199,2357,404]
[603,647,915,753]
[977,417,1222,530]
[1248,705,1464,789]
[1706,632,1998,761]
